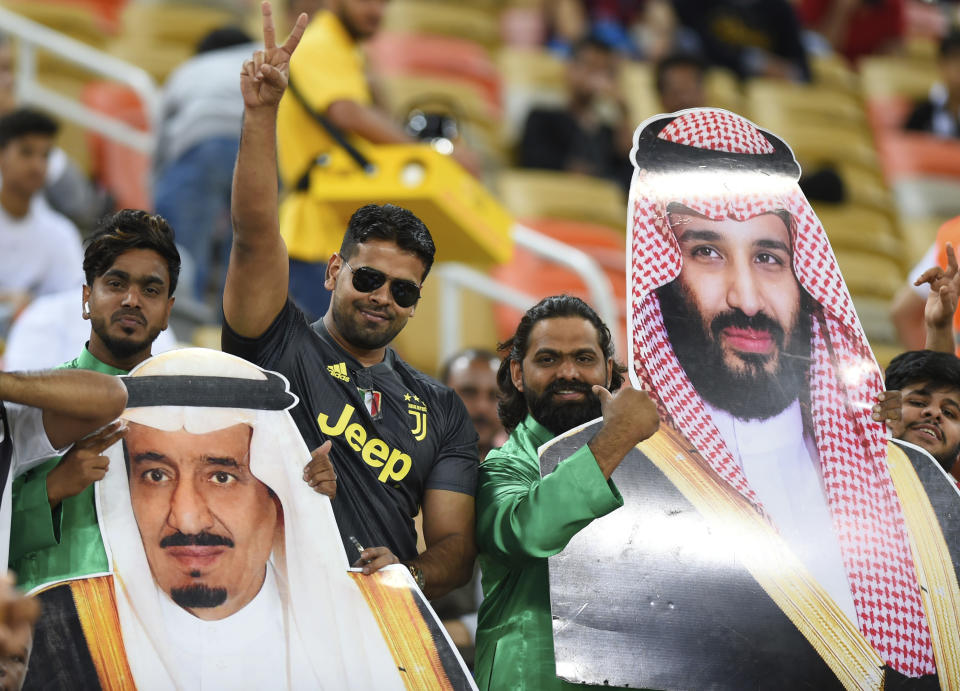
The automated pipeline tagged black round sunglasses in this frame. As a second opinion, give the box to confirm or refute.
[342,260,421,308]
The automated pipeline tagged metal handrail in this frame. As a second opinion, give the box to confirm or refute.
[0,5,159,156]
[435,224,622,363]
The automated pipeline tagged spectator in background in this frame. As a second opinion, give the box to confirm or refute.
[905,31,960,138]
[891,216,960,354]
[153,27,255,306]
[518,37,634,191]
[798,0,904,64]
[277,0,476,320]
[544,0,678,60]
[431,348,504,668]
[9,210,181,594]
[655,53,706,113]
[671,0,811,81]
[883,350,960,482]
[0,109,84,336]
[0,34,109,232]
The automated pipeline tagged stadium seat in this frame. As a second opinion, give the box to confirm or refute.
[81,81,150,211]
[382,1,500,47]
[366,32,501,111]
[498,47,566,146]
[490,218,628,357]
[859,56,937,102]
[495,170,626,230]
[813,204,904,267]
[877,132,960,182]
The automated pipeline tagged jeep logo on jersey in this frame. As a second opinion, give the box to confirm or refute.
[317,403,412,483]
[404,393,427,441]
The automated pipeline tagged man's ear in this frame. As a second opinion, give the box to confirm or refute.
[510,358,524,392]
[324,254,341,292]
[606,357,615,389]
[81,284,91,319]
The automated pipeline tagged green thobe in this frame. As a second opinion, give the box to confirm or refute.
[9,347,124,592]
[474,415,627,691]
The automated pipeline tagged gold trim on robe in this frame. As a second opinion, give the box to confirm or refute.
[351,569,455,691]
[640,426,887,690]
[887,443,960,690]
[66,575,136,690]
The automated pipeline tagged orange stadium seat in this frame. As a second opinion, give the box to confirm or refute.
[366,32,501,110]
[491,219,628,357]
[82,82,150,211]
[877,132,960,182]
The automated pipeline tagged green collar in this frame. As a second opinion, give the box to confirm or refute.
[519,414,555,448]
[74,345,129,376]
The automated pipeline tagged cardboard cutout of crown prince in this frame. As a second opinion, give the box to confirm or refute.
[541,109,960,690]
[23,348,474,691]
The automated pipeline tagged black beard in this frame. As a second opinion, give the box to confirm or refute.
[90,314,159,360]
[330,297,404,350]
[526,378,603,436]
[170,584,228,609]
[656,280,812,421]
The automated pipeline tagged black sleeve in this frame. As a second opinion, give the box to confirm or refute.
[904,101,934,132]
[425,389,479,496]
[221,299,310,370]
[518,109,569,171]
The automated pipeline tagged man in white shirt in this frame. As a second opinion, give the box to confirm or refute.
[0,108,84,335]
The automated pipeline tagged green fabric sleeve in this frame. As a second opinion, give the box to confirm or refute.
[477,444,623,565]
[9,457,63,561]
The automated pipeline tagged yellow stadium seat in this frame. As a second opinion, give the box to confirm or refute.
[809,54,859,93]
[745,78,866,129]
[853,295,898,345]
[382,1,500,47]
[704,67,743,116]
[833,249,904,299]
[498,47,567,146]
[814,204,904,266]
[495,169,626,230]
[860,56,938,101]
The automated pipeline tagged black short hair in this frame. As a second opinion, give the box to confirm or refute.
[83,209,181,296]
[0,108,58,148]
[885,350,960,393]
[196,26,252,54]
[439,348,500,385]
[496,295,625,433]
[339,204,436,280]
[654,53,705,96]
[940,31,960,60]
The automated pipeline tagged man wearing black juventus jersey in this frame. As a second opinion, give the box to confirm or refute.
[221,4,476,600]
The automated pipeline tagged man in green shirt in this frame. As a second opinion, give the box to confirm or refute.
[9,209,180,591]
[474,295,660,691]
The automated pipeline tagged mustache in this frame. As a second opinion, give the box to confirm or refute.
[710,309,785,345]
[544,379,595,397]
[111,308,146,325]
[160,532,234,549]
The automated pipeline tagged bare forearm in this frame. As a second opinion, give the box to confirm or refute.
[925,322,955,354]
[0,371,124,420]
[409,533,475,600]
[1,370,126,449]
[326,100,411,145]
[232,107,281,252]
[587,425,638,479]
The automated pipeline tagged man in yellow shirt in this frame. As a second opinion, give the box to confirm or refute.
[278,0,409,318]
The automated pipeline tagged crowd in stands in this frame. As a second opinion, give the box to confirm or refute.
[4,0,960,687]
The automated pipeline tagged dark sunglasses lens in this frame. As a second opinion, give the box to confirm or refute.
[390,280,420,308]
[351,266,387,293]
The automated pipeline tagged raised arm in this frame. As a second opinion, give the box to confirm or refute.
[0,370,127,450]
[916,241,960,354]
[223,2,308,338]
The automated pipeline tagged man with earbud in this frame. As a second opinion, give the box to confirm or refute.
[8,210,181,592]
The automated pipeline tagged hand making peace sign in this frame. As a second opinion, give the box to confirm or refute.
[240,1,308,110]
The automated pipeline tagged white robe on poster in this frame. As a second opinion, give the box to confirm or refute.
[701,399,859,625]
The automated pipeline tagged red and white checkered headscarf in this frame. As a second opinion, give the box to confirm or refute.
[628,109,935,677]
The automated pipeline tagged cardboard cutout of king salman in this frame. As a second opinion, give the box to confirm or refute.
[23,348,474,691]
[540,109,960,690]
